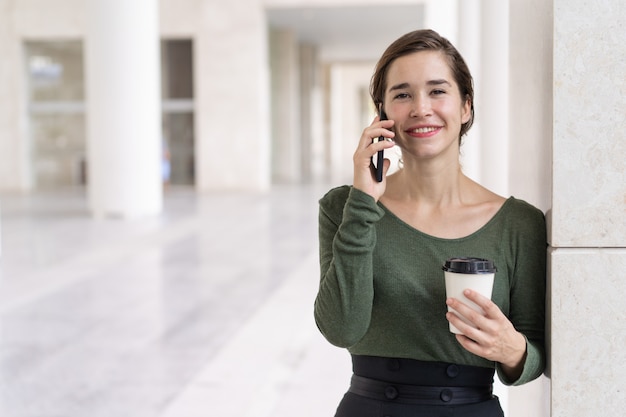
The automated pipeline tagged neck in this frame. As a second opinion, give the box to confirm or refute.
[390,157,468,206]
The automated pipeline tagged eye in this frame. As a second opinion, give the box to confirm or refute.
[431,89,446,95]
[393,92,411,100]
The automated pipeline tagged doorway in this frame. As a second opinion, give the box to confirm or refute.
[161,39,195,186]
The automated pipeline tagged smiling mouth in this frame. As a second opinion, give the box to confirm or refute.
[409,127,440,134]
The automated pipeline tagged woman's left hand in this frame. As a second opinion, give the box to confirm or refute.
[446,289,527,380]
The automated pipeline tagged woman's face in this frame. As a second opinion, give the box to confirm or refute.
[383,51,471,162]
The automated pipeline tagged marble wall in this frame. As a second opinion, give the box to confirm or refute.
[552,0,626,248]
[550,0,626,416]
[549,249,626,416]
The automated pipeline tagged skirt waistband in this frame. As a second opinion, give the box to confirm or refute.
[349,375,494,406]
[351,355,495,386]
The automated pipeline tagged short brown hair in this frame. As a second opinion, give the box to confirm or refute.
[370,29,475,140]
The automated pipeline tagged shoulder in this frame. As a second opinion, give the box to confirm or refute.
[502,197,547,237]
[505,197,545,220]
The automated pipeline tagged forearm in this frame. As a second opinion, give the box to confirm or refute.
[315,188,384,347]
[500,205,547,385]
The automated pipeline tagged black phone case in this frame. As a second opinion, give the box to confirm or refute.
[372,109,387,182]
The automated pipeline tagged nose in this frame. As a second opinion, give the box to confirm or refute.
[410,94,432,118]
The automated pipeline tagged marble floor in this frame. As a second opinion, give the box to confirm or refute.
[0,184,352,417]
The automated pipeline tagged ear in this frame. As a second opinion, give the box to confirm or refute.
[461,96,472,124]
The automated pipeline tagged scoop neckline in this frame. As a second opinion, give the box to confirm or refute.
[377,196,514,242]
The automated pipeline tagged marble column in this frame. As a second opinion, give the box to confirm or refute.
[0,1,25,191]
[550,0,626,416]
[85,0,162,218]
[508,0,553,211]
[0,1,11,253]
[269,28,301,184]
[195,0,270,191]
[299,43,318,184]
[477,0,509,198]
[424,0,458,43]
[456,0,482,184]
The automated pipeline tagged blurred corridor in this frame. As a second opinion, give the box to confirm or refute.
[0,185,351,416]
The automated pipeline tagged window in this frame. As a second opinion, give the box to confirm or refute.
[25,41,86,188]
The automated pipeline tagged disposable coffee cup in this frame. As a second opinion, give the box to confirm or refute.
[443,257,497,334]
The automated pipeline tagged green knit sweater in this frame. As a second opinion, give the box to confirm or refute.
[315,186,547,386]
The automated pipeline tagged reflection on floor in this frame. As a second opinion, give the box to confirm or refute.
[0,185,351,417]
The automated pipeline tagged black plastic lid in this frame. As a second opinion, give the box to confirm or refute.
[442,257,497,274]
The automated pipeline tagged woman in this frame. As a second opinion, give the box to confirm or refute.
[315,29,546,417]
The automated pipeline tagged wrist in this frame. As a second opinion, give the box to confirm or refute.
[500,332,527,379]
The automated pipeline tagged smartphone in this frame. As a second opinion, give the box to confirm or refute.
[371,106,387,182]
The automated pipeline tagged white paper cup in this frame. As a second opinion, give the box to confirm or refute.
[443,258,497,334]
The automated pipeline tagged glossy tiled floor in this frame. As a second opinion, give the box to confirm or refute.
[0,185,351,417]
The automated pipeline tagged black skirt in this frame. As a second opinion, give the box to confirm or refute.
[334,355,504,417]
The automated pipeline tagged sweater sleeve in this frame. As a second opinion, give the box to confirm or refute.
[314,186,385,348]
[497,202,548,386]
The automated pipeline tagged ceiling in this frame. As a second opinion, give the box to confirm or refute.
[266,4,425,61]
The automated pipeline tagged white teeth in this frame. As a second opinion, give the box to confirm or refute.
[412,127,438,133]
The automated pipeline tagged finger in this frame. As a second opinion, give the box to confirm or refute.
[446,308,485,336]
[355,137,395,168]
[462,289,502,319]
[370,136,395,153]
[354,142,393,171]
[455,333,491,358]
[447,312,495,355]
[446,298,493,334]
[359,120,395,148]
[446,310,475,335]
[361,132,395,153]
[446,296,482,319]
[370,115,395,129]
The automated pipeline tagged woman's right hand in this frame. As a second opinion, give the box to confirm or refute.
[353,116,395,201]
